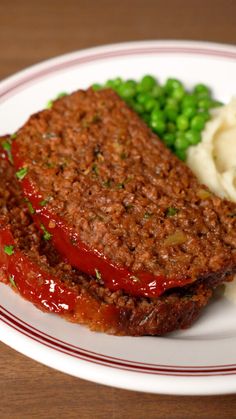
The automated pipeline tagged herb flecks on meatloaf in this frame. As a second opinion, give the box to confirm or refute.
[11,88,236,297]
[0,140,230,336]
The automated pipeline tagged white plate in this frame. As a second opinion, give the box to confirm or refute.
[1,40,236,396]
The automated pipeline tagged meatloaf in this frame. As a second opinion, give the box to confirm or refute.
[11,88,236,298]
[0,138,229,336]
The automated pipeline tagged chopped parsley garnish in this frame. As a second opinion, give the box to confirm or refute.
[11,133,17,140]
[46,100,53,109]
[27,201,35,214]
[92,164,99,176]
[144,212,152,219]
[116,183,125,189]
[95,268,102,281]
[56,92,68,99]
[16,167,28,181]
[2,140,13,163]
[39,197,52,206]
[117,177,132,189]
[2,141,11,152]
[91,114,101,123]
[40,199,48,207]
[24,198,35,214]
[4,245,14,256]
[46,92,68,110]
[9,275,17,288]
[43,161,55,168]
[40,224,52,241]
[166,207,179,217]
[103,179,112,188]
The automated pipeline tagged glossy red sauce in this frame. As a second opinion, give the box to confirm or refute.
[0,145,122,330]
[0,223,121,330]
[0,224,78,313]
[12,143,194,298]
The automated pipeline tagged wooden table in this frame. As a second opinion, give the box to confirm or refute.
[1,1,236,417]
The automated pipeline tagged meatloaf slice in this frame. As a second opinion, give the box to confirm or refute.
[11,88,236,298]
[0,138,229,336]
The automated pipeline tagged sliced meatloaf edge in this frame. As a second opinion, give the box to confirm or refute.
[0,137,230,336]
[11,88,236,299]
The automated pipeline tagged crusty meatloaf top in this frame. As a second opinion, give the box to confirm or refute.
[0,145,225,336]
[13,88,236,281]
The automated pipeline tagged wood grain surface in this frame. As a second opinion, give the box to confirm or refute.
[1,1,236,417]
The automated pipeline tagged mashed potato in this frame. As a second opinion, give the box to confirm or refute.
[187,98,236,302]
[187,98,236,202]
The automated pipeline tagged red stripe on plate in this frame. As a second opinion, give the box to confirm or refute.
[1,306,236,376]
[0,45,236,102]
[2,304,236,371]
[1,42,236,377]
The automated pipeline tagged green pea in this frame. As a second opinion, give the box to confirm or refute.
[164,101,179,111]
[181,94,197,109]
[164,106,178,122]
[184,130,201,145]
[171,86,185,101]
[144,97,158,112]
[193,83,211,96]
[138,75,156,92]
[175,148,187,161]
[151,85,164,98]
[150,119,166,135]
[151,86,166,107]
[162,133,175,147]
[150,102,161,112]
[157,96,167,108]
[118,81,136,99]
[198,111,210,122]
[195,91,211,101]
[165,97,179,108]
[182,105,197,119]
[191,115,206,131]
[166,122,176,133]
[151,108,166,122]
[197,98,212,110]
[105,79,117,88]
[96,75,222,160]
[137,92,153,104]
[126,79,137,87]
[132,102,145,114]
[142,113,151,124]
[175,133,189,150]
[112,77,123,87]
[176,115,189,131]
[164,78,183,93]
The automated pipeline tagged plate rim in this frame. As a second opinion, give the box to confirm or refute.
[1,39,236,395]
[1,38,236,101]
[2,307,236,396]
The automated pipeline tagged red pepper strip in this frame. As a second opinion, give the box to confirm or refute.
[12,145,194,298]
